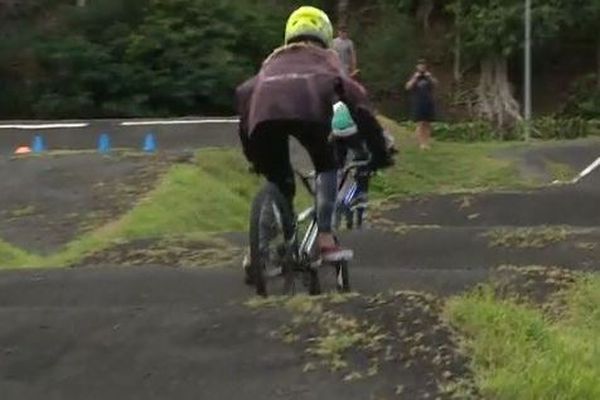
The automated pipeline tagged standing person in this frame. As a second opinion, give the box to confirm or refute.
[332,25,358,77]
[406,59,438,150]
[236,6,394,282]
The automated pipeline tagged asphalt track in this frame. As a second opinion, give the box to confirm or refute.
[0,121,599,399]
[0,118,240,154]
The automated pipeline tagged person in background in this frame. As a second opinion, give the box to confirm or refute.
[405,58,438,150]
[332,24,358,77]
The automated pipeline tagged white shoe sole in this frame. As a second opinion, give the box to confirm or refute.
[321,249,354,263]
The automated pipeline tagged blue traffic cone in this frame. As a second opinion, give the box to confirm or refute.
[98,133,111,154]
[143,133,157,153]
[32,134,46,154]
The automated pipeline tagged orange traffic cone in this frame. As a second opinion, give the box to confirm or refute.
[14,146,32,155]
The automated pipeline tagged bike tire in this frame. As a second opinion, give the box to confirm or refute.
[249,183,295,297]
[356,208,365,229]
[336,261,350,293]
[308,268,321,295]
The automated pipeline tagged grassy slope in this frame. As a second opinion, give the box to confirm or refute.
[1,119,538,268]
[38,149,260,267]
[446,276,600,400]
[373,116,534,198]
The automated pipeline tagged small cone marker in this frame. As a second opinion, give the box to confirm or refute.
[98,133,111,154]
[143,133,157,153]
[15,146,32,155]
[32,134,45,153]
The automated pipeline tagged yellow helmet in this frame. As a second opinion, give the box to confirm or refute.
[284,6,333,48]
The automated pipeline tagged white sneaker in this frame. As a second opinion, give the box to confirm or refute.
[321,245,354,263]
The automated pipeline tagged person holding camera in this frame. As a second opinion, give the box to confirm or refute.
[405,59,438,150]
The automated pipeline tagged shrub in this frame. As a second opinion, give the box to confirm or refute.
[432,121,499,142]
[563,74,600,119]
[530,116,590,140]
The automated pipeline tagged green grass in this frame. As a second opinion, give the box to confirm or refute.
[545,159,577,182]
[7,205,37,218]
[32,149,259,267]
[446,275,600,400]
[0,239,38,266]
[371,117,536,198]
[118,148,260,237]
[485,226,570,249]
[371,141,533,199]
[0,119,542,268]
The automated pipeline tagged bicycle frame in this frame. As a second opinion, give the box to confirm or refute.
[293,160,370,265]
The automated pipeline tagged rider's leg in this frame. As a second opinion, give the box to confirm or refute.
[253,127,296,214]
[294,123,353,261]
[243,126,294,284]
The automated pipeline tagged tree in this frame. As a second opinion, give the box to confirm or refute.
[123,0,283,115]
[560,0,600,88]
[448,0,565,131]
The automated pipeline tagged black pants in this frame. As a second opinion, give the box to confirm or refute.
[250,121,338,233]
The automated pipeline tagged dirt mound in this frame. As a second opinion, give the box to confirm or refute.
[72,237,242,268]
[247,292,479,399]
[381,187,600,228]
[0,153,171,253]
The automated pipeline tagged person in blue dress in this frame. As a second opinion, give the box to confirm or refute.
[405,59,438,150]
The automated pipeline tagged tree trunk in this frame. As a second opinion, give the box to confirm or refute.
[597,37,600,89]
[416,0,435,32]
[337,0,349,25]
[476,56,521,135]
[453,1,462,83]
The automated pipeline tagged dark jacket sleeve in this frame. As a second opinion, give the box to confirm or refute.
[336,77,390,167]
[235,76,257,163]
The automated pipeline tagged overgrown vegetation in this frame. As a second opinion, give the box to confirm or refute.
[485,226,570,249]
[0,0,287,117]
[447,274,600,400]
[1,0,598,121]
[430,117,594,142]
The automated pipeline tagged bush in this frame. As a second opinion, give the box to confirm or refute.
[432,121,499,142]
[530,116,590,140]
[563,74,600,119]
[427,117,592,143]
[354,7,417,101]
[1,0,288,118]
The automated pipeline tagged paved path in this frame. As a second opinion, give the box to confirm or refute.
[0,128,598,400]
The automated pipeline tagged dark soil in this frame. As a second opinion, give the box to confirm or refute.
[380,187,600,228]
[497,137,600,183]
[0,152,171,254]
[489,265,580,306]
[0,133,598,400]
[248,292,479,399]
[71,237,243,269]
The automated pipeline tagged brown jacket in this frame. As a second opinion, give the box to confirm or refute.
[235,43,389,165]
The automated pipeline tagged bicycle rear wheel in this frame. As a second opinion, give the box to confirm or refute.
[249,183,295,297]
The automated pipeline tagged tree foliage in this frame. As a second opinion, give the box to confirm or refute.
[0,0,598,119]
[1,0,287,117]
[448,0,566,59]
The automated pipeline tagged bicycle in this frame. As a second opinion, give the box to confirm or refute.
[248,160,368,297]
[334,160,371,230]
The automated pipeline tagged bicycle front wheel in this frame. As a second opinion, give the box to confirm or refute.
[249,183,295,297]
